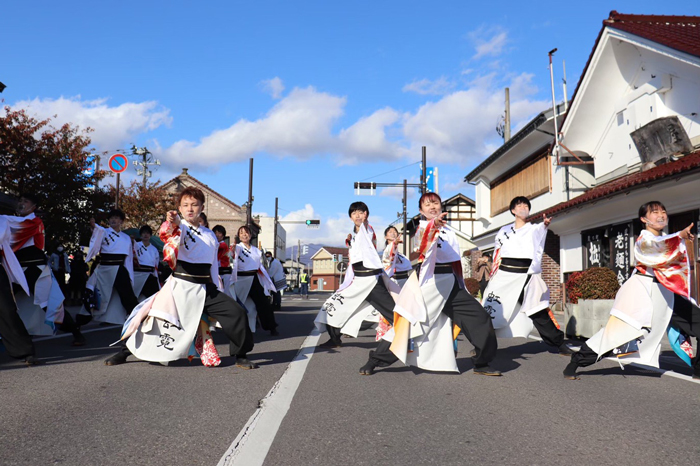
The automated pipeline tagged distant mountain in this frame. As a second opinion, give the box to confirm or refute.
[285,242,342,264]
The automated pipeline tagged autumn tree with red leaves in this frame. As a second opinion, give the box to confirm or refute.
[106,180,174,231]
[0,106,111,248]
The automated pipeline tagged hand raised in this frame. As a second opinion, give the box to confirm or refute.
[679,223,695,241]
[166,210,180,226]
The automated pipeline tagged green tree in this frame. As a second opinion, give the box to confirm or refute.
[0,106,110,249]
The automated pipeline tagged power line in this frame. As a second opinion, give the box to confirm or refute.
[360,161,420,182]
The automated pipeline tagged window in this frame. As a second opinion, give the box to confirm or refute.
[490,153,549,216]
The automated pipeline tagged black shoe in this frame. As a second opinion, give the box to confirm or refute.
[359,360,377,376]
[24,355,44,366]
[473,365,502,376]
[563,361,580,380]
[72,329,86,347]
[235,357,259,370]
[105,349,129,366]
[558,344,574,356]
[319,339,342,349]
[270,329,280,337]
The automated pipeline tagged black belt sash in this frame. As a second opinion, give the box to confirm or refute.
[100,253,127,266]
[499,258,532,274]
[434,263,454,274]
[394,270,411,280]
[134,265,156,272]
[219,266,233,275]
[174,261,212,284]
[15,246,48,266]
[352,262,382,277]
[238,270,258,277]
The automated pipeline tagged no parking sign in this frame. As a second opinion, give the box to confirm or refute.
[108,153,128,173]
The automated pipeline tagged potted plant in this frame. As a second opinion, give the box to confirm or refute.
[564,267,620,338]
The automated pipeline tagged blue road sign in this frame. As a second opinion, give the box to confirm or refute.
[108,153,128,173]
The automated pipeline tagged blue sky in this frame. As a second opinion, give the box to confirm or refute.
[3,1,698,246]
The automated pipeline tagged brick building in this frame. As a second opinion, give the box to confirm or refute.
[309,246,349,291]
[162,168,259,242]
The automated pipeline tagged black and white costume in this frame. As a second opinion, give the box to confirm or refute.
[133,241,161,300]
[84,225,138,325]
[233,243,278,333]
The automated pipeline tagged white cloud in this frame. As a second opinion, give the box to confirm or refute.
[279,203,388,249]
[470,26,508,59]
[402,76,456,95]
[12,96,171,151]
[261,77,285,99]
[159,86,346,167]
[402,72,549,165]
[337,107,405,164]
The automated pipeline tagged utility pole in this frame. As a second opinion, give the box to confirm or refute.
[297,238,301,289]
[504,88,511,142]
[131,146,160,188]
[421,146,427,194]
[247,158,254,227]
[273,197,279,258]
[402,179,408,256]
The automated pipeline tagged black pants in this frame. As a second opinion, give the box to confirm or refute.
[139,274,160,299]
[195,283,254,358]
[327,276,395,344]
[110,265,140,314]
[515,275,564,348]
[247,275,278,331]
[370,275,498,368]
[572,295,700,376]
[0,264,35,359]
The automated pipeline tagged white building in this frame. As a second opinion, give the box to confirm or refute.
[258,216,286,260]
[467,11,700,304]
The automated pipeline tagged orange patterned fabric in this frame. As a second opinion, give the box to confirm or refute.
[417,219,439,263]
[635,232,690,297]
[217,241,231,267]
[159,221,180,269]
[10,217,45,252]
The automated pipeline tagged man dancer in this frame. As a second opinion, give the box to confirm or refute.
[112,187,257,369]
[482,196,570,355]
[84,209,139,328]
[133,225,160,301]
[3,194,84,345]
[0,215,40,365]
[315,202,399,349]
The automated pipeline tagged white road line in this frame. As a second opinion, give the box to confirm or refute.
[217,327,322,466]
[528,335,700,385]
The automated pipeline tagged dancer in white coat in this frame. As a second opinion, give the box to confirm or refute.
[564,201,699,380]
[359,193,500,376]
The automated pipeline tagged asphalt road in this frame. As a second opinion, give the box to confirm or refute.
[1,293,698,466]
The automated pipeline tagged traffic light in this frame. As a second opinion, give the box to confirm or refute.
[305,219,320,225]
[331,254,337,262]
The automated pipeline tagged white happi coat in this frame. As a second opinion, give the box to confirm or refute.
[122,219,223,362]
[585,230,692,368]
[233,243,275,332]
[85,225,134,325]
[0,217,30,297]
[267,257,287,293]
[382,241,413,289]
[385,220,463,372]
[315,223,399,337]
[133,241,160,299]
[4,213,65,335]
[482,221,549,339]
